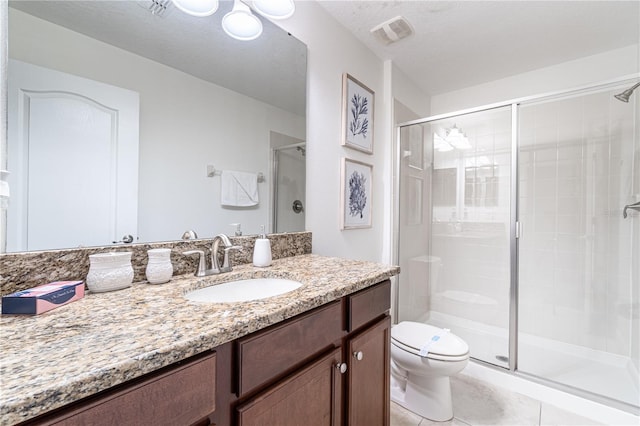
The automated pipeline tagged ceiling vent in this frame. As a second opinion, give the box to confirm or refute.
[137,0,172,17]
[370,16,414,46]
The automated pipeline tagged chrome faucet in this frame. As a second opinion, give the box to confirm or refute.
[211,234,242,273]
[183,249,207,277]
[182,234,242,277]
[623,201,640,218]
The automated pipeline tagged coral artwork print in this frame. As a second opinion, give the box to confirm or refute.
[349,94,369,138]
[342,158,372,229]
[348,170,367,218]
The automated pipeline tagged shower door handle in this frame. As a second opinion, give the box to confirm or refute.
[623,201,640,218]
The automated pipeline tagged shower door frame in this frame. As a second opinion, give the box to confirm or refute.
[393,73,639,410]
[271,142,306,234]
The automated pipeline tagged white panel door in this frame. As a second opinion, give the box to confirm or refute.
[7,60,139,251]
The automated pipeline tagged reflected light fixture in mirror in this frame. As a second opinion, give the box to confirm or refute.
[434,133,454,152]
[223,0,263,41]
[445,125,471,150]
[433,125,471,152]
[253,0,295,20]
[171,0,219,17]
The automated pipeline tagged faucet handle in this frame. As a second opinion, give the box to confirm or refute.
[222,245,243,270]
[183,250,206,277]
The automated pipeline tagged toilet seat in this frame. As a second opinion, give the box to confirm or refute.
[391,322,469,361]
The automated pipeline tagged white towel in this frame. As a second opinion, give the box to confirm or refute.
[221,170,259,207]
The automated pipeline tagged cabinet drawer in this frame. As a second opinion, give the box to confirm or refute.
[237,300,343,396]
[347,280,391,332]
[40,352,216,426]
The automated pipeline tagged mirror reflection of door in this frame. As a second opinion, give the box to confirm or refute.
[271,137,306,234]
[6,60,139,251]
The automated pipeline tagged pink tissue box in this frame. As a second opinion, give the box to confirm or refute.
[2,281,85,315]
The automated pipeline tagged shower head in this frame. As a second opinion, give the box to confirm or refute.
[614,82,640,103]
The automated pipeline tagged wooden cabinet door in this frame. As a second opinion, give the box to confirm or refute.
[236,348,343,426]
[346,316,390,426]
[36,353,216,426]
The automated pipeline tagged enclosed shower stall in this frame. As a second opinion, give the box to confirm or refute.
[396,77,639,413]
[271,142,306,233]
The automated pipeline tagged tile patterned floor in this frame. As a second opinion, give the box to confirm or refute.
[390,375,603,426]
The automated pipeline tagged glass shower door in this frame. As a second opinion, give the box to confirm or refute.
[517,85,639,408]
[398,106,513,368]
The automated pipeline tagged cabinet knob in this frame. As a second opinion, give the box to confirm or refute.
[353,351,363,361]
[335,362,348,374]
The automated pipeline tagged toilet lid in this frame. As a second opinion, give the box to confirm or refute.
[391,322,469,359]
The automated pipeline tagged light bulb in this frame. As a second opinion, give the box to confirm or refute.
[252,0,295,20]
[171,0,219,17]
[222,0,263,41]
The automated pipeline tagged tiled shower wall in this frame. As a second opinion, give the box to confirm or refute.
[518,89,637,358]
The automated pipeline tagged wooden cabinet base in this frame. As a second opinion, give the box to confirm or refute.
[24,280,392,426]
[234,280,391,426]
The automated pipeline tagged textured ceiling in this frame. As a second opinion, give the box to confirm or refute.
[9,0,307,115]
[319,0,640,96]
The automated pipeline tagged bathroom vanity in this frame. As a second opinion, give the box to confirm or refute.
[0,254,398,425]
[230,280,391,425]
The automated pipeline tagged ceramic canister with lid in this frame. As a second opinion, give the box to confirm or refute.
[86,252,134,293]
[146,248,173,284]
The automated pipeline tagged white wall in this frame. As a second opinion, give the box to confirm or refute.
[276,2,389,262]
[8,9,305,243]
[0,5,8,253]
[392,63,431,120]
[431,44,639,114]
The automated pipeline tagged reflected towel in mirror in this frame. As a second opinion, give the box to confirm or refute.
[221,170,259,207]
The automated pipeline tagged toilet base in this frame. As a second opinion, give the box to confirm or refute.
[390,373,454,422]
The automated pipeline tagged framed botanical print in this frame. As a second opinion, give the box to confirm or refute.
[341,73,374,154]
[341,158,373,229]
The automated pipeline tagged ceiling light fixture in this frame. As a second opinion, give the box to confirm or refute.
[252,0,295,20]
[170,0,295,41]
[222,0,263,41]
[171,0,219,17]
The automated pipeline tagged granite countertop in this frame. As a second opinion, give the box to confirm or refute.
[0,254,399,425]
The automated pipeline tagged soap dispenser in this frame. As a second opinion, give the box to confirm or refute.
[231,223,242,236]
[252,226,272,267]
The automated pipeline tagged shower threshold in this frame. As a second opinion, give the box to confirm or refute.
[427,311,639,409]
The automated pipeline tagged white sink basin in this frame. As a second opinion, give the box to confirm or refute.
[184,278,302,303]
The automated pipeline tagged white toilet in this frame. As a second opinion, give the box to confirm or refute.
[390,321,469,421]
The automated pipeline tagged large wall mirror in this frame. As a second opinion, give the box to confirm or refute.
[2,0,307,253]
